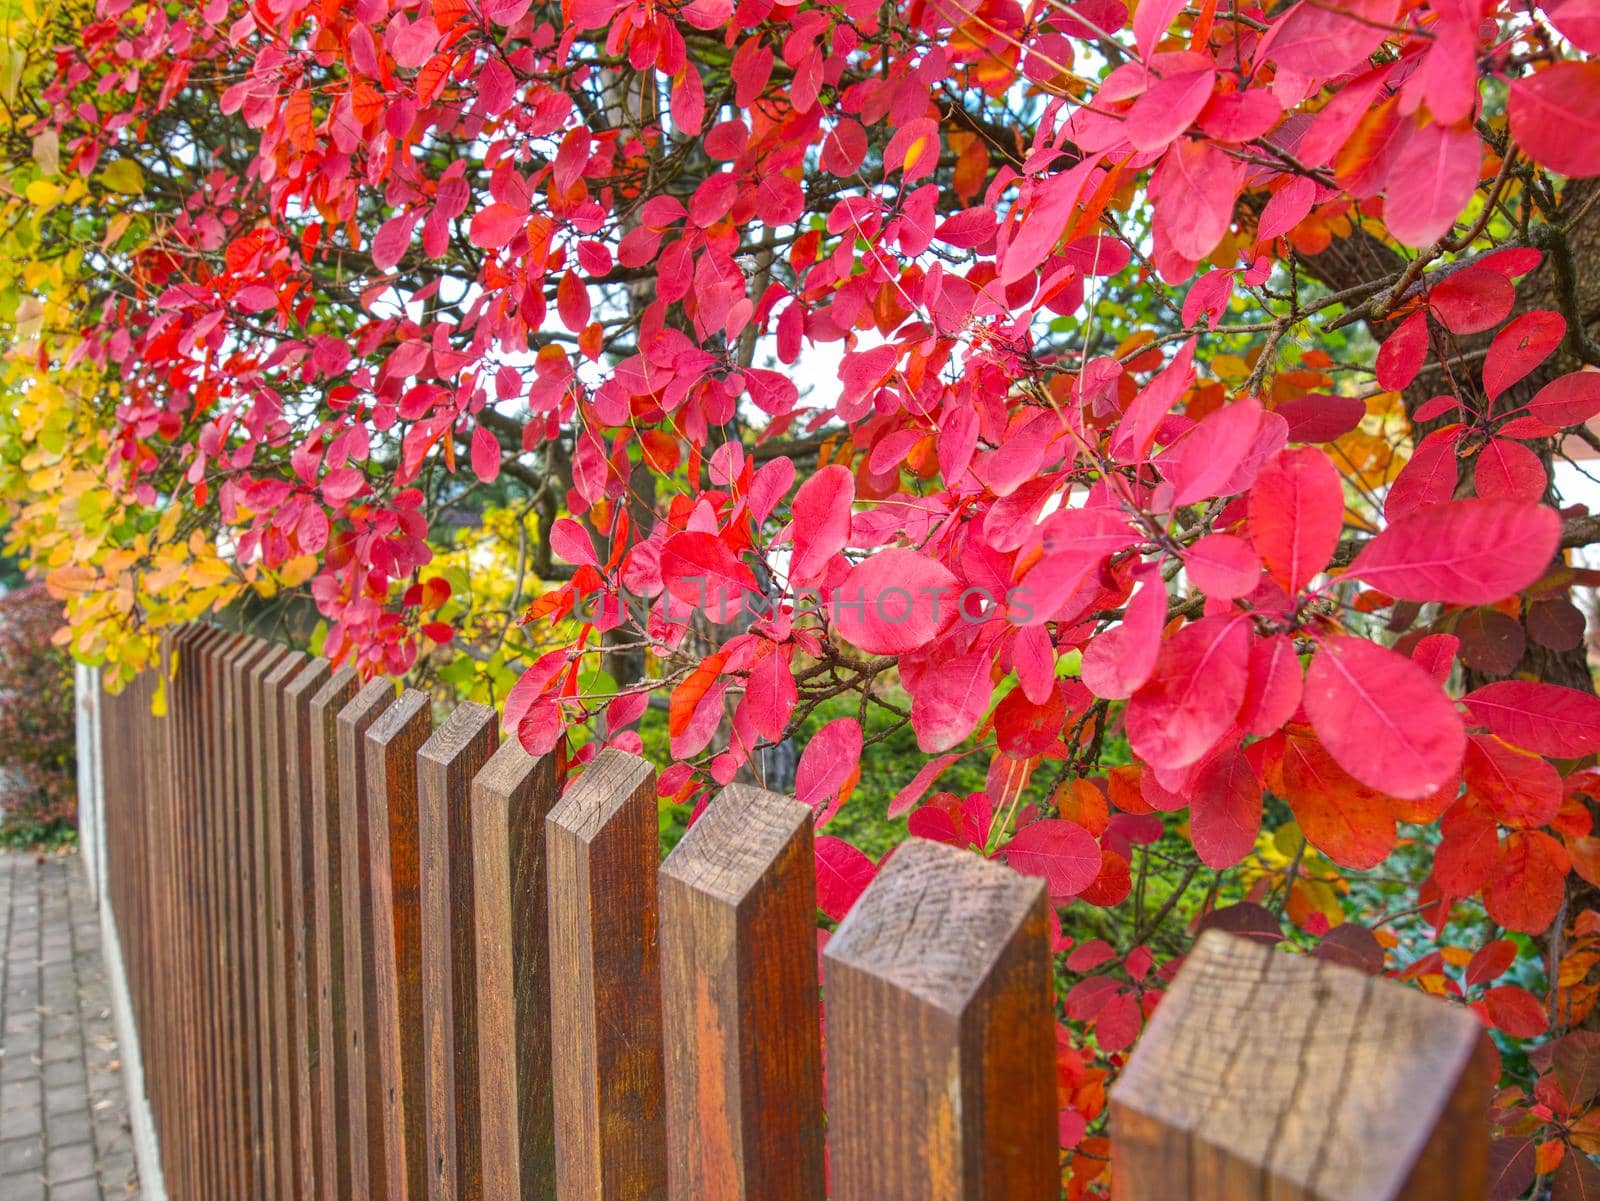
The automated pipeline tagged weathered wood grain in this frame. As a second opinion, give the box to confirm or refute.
[310,666,359,1201]
[659,784,825,1201]
[337,679,398,1201]
[419,703,500,1201]
[471,740,559,1201]
[823,837,1057,1201]
[367,689,433,1201]
[546,748,668,1201]
[1110,930,1493,1201]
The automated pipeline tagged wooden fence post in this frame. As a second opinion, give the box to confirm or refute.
[546,748,668,1201]
[263,650,310,1201]
[252,644,300,1201]
[1110,929,1493,1201]
[418,703,500,1201]
[237,636,290,1201]
[823,837,1058,1201]
[367,689,434,1201]
[225,636,276,1201]
[310,667,359,1201]
[285,659,334,1201]
[659,784,825,1201]
[337,679,399,1201]
[471,741,559,1201]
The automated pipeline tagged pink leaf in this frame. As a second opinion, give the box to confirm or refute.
[1001,819,1102,900]
[1510,61,1600,179]
[742,650,797,743]
[830,548,957,655]
[814,835,875,921]
[888,751,967,819]
[1462,681,1600,758]
[1190,746,1261,869]
[908,652,995,753]
[1347,499,1559,605]
[1384,428,1460,521]
[1528,370,1600,431]
[1382,120,1481,249]
[470,424,500,484]
[796,718,863,815]
[1484,311,1566,402]
[1304,637,1465,799]
[1248,446,1344,594]
[1184,533,1262,600]
[1163,396,1262,506]
[1126,615,1251,771]
[1474,438,1545,502]
[790,464,853,587]
[1080,569,1165,699]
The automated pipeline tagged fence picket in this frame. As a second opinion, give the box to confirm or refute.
[659,784,824,1201]
[310,667,359,1201]
[419,703,500,1201]
[470,741,559,1201]
[366,689,433,1201]
[337,679,399,1201]
[823,837,1058,1201]
[546,747,668,1201]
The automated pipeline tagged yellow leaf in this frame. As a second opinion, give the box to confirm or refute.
[24,178,60,208]
[98,160,144,195]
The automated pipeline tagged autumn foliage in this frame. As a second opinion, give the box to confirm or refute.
[7,0,1600,1191]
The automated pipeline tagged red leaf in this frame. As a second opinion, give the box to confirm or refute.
[994,685,1068,758]
[1484,983,1550,1038]
[796,718,863,817]
[1430,267,1516,335]
[468,202,524,249]
[1282,734,1397,870]
[1474,437,1546,502]
[1376,311,1429,391]
[813,835,875,921]
[1125,615,1251,771]
[1528,370,1600,431]
[1347,499,1560,605]
[1485,311,1566,401]
[1001,818,1103,900]
[1264,0,1396,74]
[1384,427,1461,521]
[470,424,500,483]
[1239,633,1303,737]
[1548,0,1600,54]
[741,649,797,743]
[661,531,757,618]
[1462,681,1600,758]
[1248,446,1343,594]
[1464,734,1561,828]
[1184,533,1262,600]
[1484,830,1570,934]
[888,751,967,819]
[1304,637,1464,799]
[1081,569,1165,698]
[1510,61,1600,179]
[1465,938,1517,987]
[908,651,994,753]
[1153,138,1241,263]
[1163,395,1263,506]
[830,549,957,655]
[1273,393,1366,444]
[1189,746,1261,869]
[1383,120,1481,249]
[556,270,590,331]
[549,517,598,567]
[790,463,853,587]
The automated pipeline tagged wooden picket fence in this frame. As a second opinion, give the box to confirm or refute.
[97,624,1496,1201]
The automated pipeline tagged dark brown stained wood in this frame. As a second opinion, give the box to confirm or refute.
[226,636,276,1201]
[285,658,334,1201]
[658,784,825,1201]
[253,643,301,1201]
[546,748,668,1201]
[367,689,434,1201]
[418,703,500,1201]
[470,740,560,1201]
[337,679,399,1201]
[310,666,359,1201]
[238,638,290,1201]
[1110,930,1493,1201]
[264,651,313,1201]
[823,837,1057,1201]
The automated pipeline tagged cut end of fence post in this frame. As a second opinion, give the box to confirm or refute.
[1110,929,1493,1201]
[823,837,1057,1201]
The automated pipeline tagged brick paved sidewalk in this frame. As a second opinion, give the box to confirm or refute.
[0,852,140,1201]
